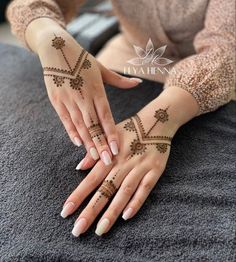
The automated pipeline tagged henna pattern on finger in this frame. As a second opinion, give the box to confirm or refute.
[43,35,92,98]
[124,107,172,158]
[88,115,105,146]
[92,169,120,209]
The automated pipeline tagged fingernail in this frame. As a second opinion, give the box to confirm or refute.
[60,202,75,218]
[101,151,112,166]
[90,147,99,160]
[95,218,110,236]
[72,218,87,237]
[76,158,85,170]
[110,141,118,155]
[74,137,82,147]
[122,207,133,220]
[130,77,143,83]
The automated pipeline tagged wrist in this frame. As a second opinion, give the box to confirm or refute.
[25,18,72,53]
[138,86,199,137]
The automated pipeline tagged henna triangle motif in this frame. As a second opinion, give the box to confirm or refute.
[43,35,92,98]
[124,108,172,158]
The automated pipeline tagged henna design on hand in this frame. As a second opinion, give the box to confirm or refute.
[92,170,120,209]
[124,107,172,158]
[43,35,92,98]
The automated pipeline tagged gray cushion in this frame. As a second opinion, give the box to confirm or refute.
[0,43,235,262]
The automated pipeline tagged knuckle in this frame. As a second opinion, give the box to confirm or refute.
[141,180,153,192]
[122,184,134,196]
[60,113,70,123]
[100,109,112,123]
[154,161,163,171]
[50,93,59,103]
[135,197,143,207]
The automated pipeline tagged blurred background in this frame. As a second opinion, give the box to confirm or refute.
[0,0,119,55]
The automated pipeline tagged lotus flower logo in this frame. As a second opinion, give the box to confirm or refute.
[127,39,173,66]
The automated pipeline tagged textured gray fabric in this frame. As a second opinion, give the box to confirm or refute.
[0,43,235,262]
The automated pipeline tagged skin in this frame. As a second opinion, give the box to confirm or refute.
[25,17,200,236]
[26,18,141,165]
[64,86,200,236]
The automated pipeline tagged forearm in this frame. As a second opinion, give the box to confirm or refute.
[138,86,199,137]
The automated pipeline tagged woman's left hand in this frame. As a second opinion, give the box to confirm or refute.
[60,87,199,236]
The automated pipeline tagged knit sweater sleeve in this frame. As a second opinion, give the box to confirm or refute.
[6,0,81,46]
[164,0,235,114]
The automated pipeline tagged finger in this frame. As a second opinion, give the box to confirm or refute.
[61,160,112,218]
[78,100,114,166]
[122,168,161,220]
[75,153,96,171]
[71,162,133,237]
[93,90,119,156]
[99,63,143,88]
[65,101,100,161]
[95,164,149,236]
[52,101,82,147]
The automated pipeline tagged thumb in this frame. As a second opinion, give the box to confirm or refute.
[99,62,143,89]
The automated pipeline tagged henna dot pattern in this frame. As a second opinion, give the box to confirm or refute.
[88,115,104,145]
[124,107,172,158]
[92,169,120,208]
[53,75,64,87]
[43,35,92,98]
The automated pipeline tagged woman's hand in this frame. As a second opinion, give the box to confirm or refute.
[25,18,142,165]
[60,86,199,237]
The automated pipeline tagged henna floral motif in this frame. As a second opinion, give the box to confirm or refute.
[51,36,65,49]
[70,75,84,90]
[53,75,64,87]
[124,120,136,132]
[130,139,147,155]
[43,35,92,98]
[82,59,92,69]
[156,143,168,153]
[124,107,172,158]
[154,108,169,122]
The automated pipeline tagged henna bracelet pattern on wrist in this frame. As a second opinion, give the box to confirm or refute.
[124,107,172,158]
[43,35,91,98]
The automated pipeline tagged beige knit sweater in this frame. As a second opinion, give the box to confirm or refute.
[7,0,236,115]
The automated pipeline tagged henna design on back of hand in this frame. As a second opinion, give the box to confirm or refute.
[43,35,92,98]
[124,107,172,158]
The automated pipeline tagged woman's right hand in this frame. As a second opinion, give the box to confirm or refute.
[25,18,142,165]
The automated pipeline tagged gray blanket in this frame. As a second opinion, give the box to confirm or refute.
[0,43,235,262]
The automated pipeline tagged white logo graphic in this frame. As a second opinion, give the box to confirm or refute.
[127,38,173,66]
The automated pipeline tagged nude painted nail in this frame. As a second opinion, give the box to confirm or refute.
[101,151,112,166]
[90,147,99,160]
[76,158,85,170]
[72,218,87,237]
[110,141,118,155]
[74,137,82,147]
[95,218,110,236]
[122,208,133,220]
[60,202,75,218]
[130,77,143,83]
